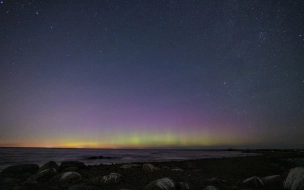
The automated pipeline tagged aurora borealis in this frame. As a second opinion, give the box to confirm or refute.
[0,1,304,149]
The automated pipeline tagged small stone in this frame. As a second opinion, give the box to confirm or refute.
[240,176,264,189]
[143,164,159,172]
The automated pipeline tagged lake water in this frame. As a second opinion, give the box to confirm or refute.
[0,148,258,171]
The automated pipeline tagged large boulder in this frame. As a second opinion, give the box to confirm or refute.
[284,167,304,190]
[59,172,81,183]
[143,178,175,190]
[143,164,159,172]
[89,173,123,185]
[59,161,85,170]
[38,161,59,173]
[28,168,57,181]
[0,164,39,175]
[240,176,264,189]
[68,184,102,190]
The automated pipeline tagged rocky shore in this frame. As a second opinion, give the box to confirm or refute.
[0,150,303,190]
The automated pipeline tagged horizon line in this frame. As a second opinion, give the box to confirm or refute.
[0,146,303,150]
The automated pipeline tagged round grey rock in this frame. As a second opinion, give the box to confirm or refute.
[143,164,159,172]
[240,176,264,189]
[143,178,175,190]
[59,172,81,183]
[28,168,57,181]
[38,161,59,173]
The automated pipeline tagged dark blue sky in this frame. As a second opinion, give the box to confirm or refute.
[0,0,303,148]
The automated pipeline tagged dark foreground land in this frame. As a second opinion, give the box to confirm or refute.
[0,150,303,190]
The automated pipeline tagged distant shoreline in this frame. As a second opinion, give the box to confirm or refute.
[0,148,261,171]
[1,148,303,174]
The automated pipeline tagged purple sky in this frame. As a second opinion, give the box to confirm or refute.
[0,0,303,148]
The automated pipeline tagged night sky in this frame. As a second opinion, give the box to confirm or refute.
[1,0,304,149]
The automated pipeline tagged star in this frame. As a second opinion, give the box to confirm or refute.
[0,0,303,149]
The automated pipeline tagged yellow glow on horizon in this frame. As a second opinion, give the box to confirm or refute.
[1,129,256,148]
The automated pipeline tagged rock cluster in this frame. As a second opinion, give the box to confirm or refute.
[0,160,301,190]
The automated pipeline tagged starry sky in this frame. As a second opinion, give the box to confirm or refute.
[0,0,304,149]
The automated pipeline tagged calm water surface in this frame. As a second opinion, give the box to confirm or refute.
[0,148,258,171]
